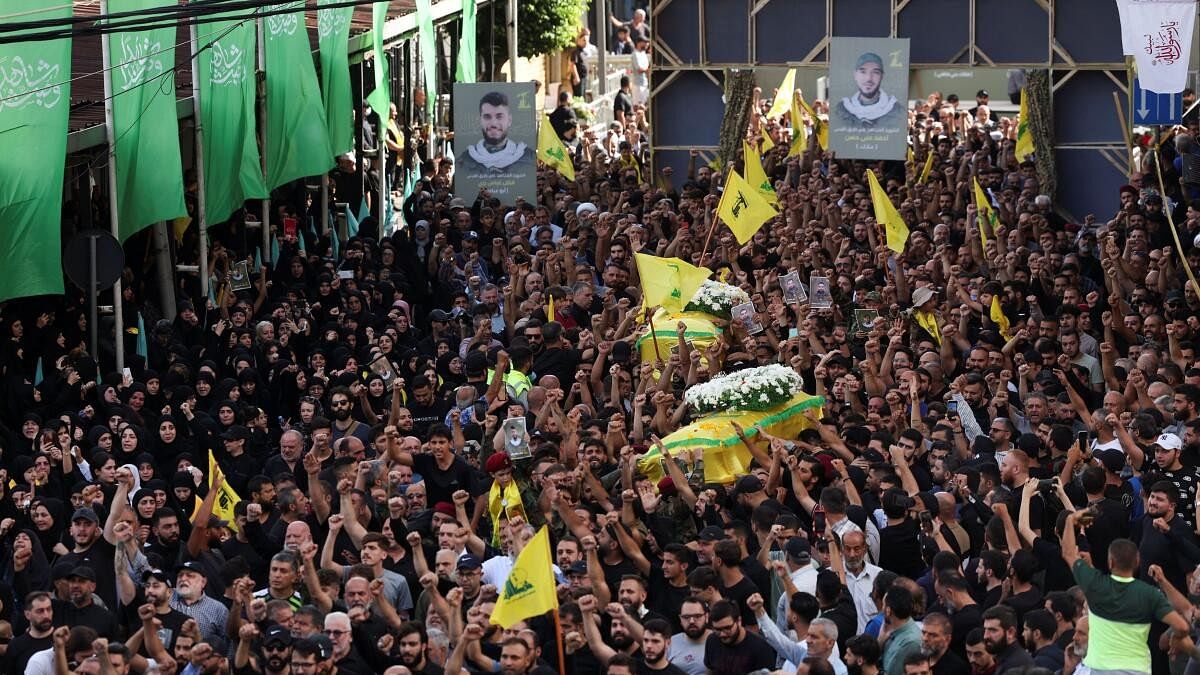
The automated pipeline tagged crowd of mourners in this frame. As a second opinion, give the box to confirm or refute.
[9,59,1200,675]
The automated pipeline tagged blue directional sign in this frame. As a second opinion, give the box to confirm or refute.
[1132,78,1183,126]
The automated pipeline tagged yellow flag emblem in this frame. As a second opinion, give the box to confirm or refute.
[490,526,559,628]
[718,170,777,244]
[537,114,575,180]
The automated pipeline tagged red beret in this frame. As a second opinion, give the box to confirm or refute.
[657,476,677,496]
[1119,184,1137,196]
[485,452,512,473]
[433,501,456,517]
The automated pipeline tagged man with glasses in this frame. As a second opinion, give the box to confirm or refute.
[323,613,370,675]
[668,597,709,675]
[328,388,371,446]
[236,623,291,675]
[702,599,777,674]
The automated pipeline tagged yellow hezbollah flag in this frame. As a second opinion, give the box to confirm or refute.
[866,170,909,254]
[907,146,915,165]
[206,450,242,533]
[913,309,942,346]
[718,170,777,244]
[765,68,796,119]
[1015,88,1034,162]
[760,126,775,152]
[788,97,808,157]
[547,293,556,323]
[634,253,711,314]
[990,296,1012,340]
[537,114,575,180]
[796,94,828,150]
[918,149,935,184]
[490,525,558,628]
[743,140,777,205]
[973,177,997,248]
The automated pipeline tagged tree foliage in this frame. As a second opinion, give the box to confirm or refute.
[482,0,590,63]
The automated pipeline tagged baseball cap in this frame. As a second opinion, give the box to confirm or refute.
[264,624,293,647]
[296,635,333,661]
[1095,448,1126,473]
[67,566,97,582]
[175,560,206,576]
[698,525,725,542]
[221,424,250,441]
[72,507,99,524]
[856,52,884,70]
[977,89,989,98]
[52,561,75,581]
[456,553,483,570]
[784,536,811,563]
[429,309,451,322]
[733,475,763,496]
[567,560,588,576]
[141,568,173,585]
[1155,433,1183,451]
[449,197,467,210]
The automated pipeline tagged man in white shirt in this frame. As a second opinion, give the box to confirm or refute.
[775,537,819,632]
[840,529,882,633]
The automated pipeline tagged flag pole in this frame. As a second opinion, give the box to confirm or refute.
[100,0,126,373]
[645,306,662,363]
[551,609,566,675]
[190,22,211,302]
[700,213,720,262]
[257,17,272,266]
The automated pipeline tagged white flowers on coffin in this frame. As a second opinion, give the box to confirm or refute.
[684,364,804,414]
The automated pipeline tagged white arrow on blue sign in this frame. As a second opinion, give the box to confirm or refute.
[1132,78,1183,126]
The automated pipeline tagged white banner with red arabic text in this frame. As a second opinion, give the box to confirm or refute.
[1117,0,1196,93]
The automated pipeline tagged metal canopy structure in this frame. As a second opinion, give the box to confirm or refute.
[649,0,1136,221]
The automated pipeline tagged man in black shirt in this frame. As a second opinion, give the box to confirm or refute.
[5,591,53,675]
[981,605,1034,673]
[532,322,581,386]
[52,566,120,640]
[921,612,967,675]
[613,76,634,126]
[703,599,778,674]
[405,376,451,439]
[390,424,484,507]
[549,92,578,141]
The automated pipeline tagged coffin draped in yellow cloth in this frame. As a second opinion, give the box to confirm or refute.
[658,392,825,485]
[634,309,723,364]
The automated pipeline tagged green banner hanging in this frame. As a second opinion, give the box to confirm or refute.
[0,0,72,301]
[456,0,477,83]
[416,0,437,117]
[107,0,187,241]
[365,1,391,119]
[264,2,335,190]
[196,16,267,226]
[318,0,355,156]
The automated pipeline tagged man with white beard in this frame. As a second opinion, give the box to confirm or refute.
[170,561,230,651]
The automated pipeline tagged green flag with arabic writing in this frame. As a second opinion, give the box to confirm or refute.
[318,0,355,156]
[264,1,334,189]
[196,15,267,225]
[0,0,72,300]
[107,0,187,241]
